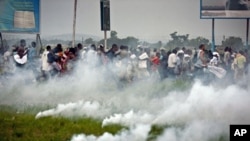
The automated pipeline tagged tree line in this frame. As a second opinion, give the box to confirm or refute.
[1,31,246,54]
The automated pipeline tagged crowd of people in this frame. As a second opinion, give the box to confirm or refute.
[0,39,249,86]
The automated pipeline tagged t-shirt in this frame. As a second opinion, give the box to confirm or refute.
[41,50,51,71]
[168,53,176,68]
[236,54,246,69]
[14,54,27,65]
[210,56,218,66]
[28,47,36,60]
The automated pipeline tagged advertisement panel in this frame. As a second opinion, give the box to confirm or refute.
[201,0,250,19]
[100,0,110,31]
[0,0,40,33]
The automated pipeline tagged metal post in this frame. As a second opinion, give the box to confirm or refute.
[212,18,215,52]
[0,32,3,50]
[104,30,107,50]
[72,0,77,48]
[36,34,43,55]
[246,18,249,49]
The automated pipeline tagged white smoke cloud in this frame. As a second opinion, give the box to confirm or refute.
[157,120,228,141]
[102,110,154,127]
[153,81,250,125]
[35,100,110,119]
[71,124,151,141]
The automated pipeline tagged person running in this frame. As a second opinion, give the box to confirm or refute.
[106,44,119,62]
[195,44,207,67]
[167,48,177,78]
[13,46,28,68]
[158,48,169,80]
[232,50,246,81]
[41,45,52,79]
[194,44,207,78]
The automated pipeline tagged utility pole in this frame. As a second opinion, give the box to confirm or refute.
[72,0,77,48]
[246,18,249,49]
[211,18,215,52]
[0,32,3,51]
[100,0,110,50]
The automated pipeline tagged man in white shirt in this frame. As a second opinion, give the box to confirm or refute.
[168,48,177,77]
[41,45,52,79]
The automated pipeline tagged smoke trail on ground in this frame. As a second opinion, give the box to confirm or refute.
[35,100,111,119]
[102,110,154,127]
[71,124,151,141]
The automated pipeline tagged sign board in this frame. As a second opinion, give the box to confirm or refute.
[0,0,40,33]
[201,0,250,19]
[100,0,110,31]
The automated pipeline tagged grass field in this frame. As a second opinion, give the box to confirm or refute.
[0,105,125,141]
[0,105,169,141]
[0,105,228,141]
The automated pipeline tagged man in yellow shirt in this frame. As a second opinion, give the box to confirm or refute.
[233,50,246,80]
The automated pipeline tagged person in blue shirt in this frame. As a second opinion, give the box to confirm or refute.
[28,41,37,61]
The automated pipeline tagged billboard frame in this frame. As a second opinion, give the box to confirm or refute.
[0,32,3,52]
[200,0,250,51]
[200,0,250,19]
[0,0,41,34]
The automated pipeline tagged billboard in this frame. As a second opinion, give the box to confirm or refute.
[201,0,250,19]
[0,0,40,33]
[100,0,110,31]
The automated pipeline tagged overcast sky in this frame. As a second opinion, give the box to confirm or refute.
[40,0,249,44]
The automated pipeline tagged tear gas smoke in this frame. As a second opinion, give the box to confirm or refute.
[102,110,154,127]
[1,58,250,141]
[35,100,110,119]
[71,124,151,141]
[157,121,228,141]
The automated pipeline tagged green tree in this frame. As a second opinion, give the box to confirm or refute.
[85,38,95,45]
[99,30,119,48]
[222,36,244,51]
[99,31,139,49]
[110,31,118,39]
[151,41,162,49]
[121,36,139,48]
[188,36,210,48]
[165,32,190,49]
[156,41,162,48]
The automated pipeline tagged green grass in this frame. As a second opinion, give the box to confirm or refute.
[0,106,124,141]
[147,125,166,141]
